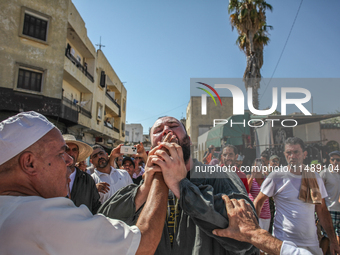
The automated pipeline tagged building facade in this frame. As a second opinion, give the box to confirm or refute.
[0,0,127,149]
[186,96,233,158]
[125,124,143,144]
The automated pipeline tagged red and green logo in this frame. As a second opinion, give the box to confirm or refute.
[197,82,222,115]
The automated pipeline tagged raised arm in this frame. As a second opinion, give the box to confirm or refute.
[213,195,313,255]
[315,199,340,255]
[135,173,168,255]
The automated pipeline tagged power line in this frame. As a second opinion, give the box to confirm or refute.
[134,103,187,122]
[260,0,304,101]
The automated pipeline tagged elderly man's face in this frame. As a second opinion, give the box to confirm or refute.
[65,143,79,172]
[34,128,73,198]
[150,117,191,163]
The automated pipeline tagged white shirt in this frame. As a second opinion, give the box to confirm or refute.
[320,166,340,211]
[91,166,133,203]
[69,168,77,191]
[261,168,327,246]
[281,241,313,255]
[0,196,140,255]
[133,166,145,179]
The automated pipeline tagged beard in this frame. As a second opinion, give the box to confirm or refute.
[223,159,234,167]
[158,133,191,164]
[179,134,191,164]
[98,158,109,168]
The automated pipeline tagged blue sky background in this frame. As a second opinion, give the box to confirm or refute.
[72,0,340,133]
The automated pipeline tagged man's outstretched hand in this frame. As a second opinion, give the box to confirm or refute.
[212,195,259,243]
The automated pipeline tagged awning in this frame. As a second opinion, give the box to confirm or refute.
[250,113,340,126]
[206,113,251,147]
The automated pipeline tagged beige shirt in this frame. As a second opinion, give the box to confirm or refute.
[320,166,340,211]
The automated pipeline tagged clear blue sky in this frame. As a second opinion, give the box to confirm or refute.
[72,0,340,134]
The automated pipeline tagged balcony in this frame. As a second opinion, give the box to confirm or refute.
[65,48,94,82]
[61,97,78,123]
[105,91,121,116]
[62,96,92,120]
[79,106,91,118]
[104,121,120,134]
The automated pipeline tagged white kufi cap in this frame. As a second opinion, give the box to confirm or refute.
[0,111,55,165]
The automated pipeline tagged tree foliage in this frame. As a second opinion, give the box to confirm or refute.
[228,0,273,109]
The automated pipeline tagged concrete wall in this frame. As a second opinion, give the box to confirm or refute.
[321,129,340,147]
[126,124,143,143]
[0,0,69,99]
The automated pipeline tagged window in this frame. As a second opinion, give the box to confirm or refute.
[17,68,43,92]
[19,7,50,43]
[23,13,48,41]
[97,103,103,121]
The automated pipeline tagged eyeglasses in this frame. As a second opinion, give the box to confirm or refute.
[330,158,340,162]
[123,164,133,168]
[271,160,279,163]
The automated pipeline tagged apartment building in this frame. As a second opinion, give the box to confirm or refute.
[0,0,127,149]
[125,124,143,144]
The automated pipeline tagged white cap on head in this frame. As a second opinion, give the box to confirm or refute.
[0,111,55,165]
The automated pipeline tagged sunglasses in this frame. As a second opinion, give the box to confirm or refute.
[330,158,340,162]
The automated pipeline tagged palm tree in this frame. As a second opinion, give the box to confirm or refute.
[228,0,273,109]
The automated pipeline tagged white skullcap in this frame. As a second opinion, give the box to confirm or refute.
[0,111,55,165]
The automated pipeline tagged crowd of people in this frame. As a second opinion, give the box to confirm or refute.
[0,111,340,255]
[205,142,340,255]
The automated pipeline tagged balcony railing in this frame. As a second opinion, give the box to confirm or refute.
[104,121,120,134]
[79,107,91,118]
[105,91,121,116]
[65,48,94,82]
[62,97,92,119]
[105,91,120,108]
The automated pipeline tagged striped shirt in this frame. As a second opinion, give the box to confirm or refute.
[249,178,271,219]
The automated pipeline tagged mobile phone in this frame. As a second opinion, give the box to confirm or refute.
[120,146,137,154]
